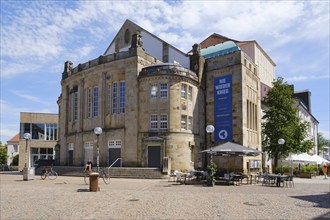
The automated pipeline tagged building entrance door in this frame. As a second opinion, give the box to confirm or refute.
[109,148,121,167]
[148,146,161,168]
[68,150,73,166]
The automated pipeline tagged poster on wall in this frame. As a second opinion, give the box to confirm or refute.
[214,75,232,142]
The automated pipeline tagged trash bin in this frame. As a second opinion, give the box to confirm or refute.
[89,172,99,192]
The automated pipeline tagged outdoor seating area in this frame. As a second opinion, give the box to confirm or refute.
[168,170,295,188]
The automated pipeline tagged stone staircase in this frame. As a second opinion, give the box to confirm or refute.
[51,166,167,179]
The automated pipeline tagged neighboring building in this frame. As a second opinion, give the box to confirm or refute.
[18,112,58,171]
[293,90,319,155]
[198,34,276,172]
[6,133,19,166]
[57,19,275,173]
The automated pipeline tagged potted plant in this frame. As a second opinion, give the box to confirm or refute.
[206,163,217,187]
[299,165,317,178]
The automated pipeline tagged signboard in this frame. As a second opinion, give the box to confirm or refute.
[214,75,232,142]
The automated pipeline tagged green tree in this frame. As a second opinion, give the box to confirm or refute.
[318,132,330,154]
[0,142,8,165]
[12,154,19,166]
[262,77,313,168]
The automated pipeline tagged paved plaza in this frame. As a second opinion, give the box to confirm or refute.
[0,172,329,220]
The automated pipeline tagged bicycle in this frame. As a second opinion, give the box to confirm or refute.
[83,167,110,185]
[41,166,58,180]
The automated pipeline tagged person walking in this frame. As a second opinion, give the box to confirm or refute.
[321,162,328,179]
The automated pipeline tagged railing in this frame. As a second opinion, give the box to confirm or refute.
[109,158,122,169]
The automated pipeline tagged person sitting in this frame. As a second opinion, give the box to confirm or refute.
[84,160,93,172]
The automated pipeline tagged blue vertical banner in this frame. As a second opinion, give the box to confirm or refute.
[214,75,232,142]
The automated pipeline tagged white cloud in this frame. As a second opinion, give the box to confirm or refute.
[286,74,330,82]
[11,90,44,104]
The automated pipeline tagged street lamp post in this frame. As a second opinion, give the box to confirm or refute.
[206,125,215,169]
[23,133,32,181]
[278,138,285,174]
[23,133,31,168]
[94,127,103,172]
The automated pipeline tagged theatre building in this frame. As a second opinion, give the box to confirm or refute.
[57,20,275,173]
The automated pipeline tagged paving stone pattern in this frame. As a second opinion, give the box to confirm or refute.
[1,172,329,220]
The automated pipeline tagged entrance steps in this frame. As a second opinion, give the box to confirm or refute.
[51,166,167,179]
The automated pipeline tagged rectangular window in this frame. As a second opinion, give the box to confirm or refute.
[32,123,45,140]
[150,85,157,99]
[93,87,98,117]
[108,140,122,148]
[86,88,92,118]
[150,114,158,129]
[119,81,125,113]
[20,123,57,140]
[46,124,57,140]
[188,116,193,130]
[107,84,111,115]
[181,115,187,129]
[160,83,168,98]
[160,114,168,129]
[73,92,78,121]
[112,82,118,114]
[84,142,94,149]
[188,86,192,101]
[181,84,187,99]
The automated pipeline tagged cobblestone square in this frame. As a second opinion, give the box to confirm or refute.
[1,172,329,220]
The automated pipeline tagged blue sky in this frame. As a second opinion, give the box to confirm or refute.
[1,0,329,143]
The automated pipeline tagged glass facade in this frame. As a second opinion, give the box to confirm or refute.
[20,123,58,140]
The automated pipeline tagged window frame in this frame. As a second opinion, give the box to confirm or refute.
[160,83,168,99]
[150,114,158,129]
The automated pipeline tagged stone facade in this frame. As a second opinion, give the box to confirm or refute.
[57,20,264,173]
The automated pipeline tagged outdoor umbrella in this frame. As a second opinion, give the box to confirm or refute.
[201,141,262,156]
[201,142,262,177]
[311,155,330,165]
[288,153,317,164]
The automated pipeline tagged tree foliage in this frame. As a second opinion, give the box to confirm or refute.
[0,142,8,165]
[262,77,313,168]
[318,132,330,153]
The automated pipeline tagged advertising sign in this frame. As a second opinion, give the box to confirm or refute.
[214,75,232,142]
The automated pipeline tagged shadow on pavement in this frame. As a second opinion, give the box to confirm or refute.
[291,192,330,209]
[312,211,330,220]
[77,189,89,192]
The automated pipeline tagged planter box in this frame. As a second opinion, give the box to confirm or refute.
[298,173,312,178]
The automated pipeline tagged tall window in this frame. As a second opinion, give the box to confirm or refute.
[188,116,193,130]
[160,114,168,129]
[107,84,111,115]
[181,84,187,99]
[112,82,118,114]
[86,88,92,118]
[150,85,157,99]
[181,115,187,129]
[160,83,168,98]
[73,92,78,121]
[188,86,193,101]
[93,87,98,117]
[150,115,158,129]
[46,124,57,140]
[119,81,125,113]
